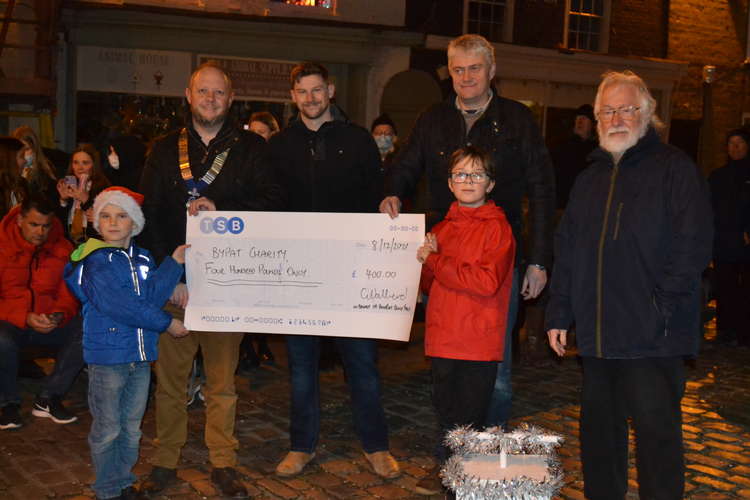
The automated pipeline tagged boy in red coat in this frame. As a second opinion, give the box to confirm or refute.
[415,146,515,494]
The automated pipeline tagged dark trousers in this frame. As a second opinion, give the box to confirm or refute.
[580,356,686,500]
[0,317,84,406]
[714,260,750,342]
[285,335,389,453]
[431,357,497,462]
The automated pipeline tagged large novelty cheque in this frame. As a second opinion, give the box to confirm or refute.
[184,211,425,341]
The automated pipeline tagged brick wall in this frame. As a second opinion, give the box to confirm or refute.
[668,0,750,171]
[609,0,668,58]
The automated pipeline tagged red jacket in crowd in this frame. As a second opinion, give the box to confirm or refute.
[420,201,515,362]
[0,206,79,329]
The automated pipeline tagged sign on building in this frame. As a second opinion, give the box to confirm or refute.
[198,55,298,102]
[76,46,192,97]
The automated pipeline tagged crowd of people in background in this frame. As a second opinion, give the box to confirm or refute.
[0,31,736,500]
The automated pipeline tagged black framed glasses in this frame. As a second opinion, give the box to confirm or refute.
[450,171,489,183]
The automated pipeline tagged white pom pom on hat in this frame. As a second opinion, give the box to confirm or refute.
[93,186,146,237]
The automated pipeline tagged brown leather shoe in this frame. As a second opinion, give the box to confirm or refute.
[275,451,315,477]
[139,466,177,494]
[364,450,401,479]
[414,465,443,496]
[210,467,249,498]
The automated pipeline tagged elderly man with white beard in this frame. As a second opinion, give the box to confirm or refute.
[545,70,713,500]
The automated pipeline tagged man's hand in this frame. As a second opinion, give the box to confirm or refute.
[169,283,189,309]
[171,244,191,265]
[167,318,189,338]
[188,197,216,216]
[548,329,567,357]
[379,196,402,219]
[26,313,56,334]
[521,265,547,300]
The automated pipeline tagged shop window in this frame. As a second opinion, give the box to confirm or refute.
[270,0,334,7]
[463,0,514,43]
[565,0,609,52]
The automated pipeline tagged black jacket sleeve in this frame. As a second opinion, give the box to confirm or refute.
[213,135,286,212]
[517,105,556,267]
[654,150,713,316]
[385,109,430,200]
[360,131,385,212]
[138,137,173,264]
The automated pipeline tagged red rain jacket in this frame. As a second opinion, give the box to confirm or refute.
[0,206,79,328]
[421,201,515,361]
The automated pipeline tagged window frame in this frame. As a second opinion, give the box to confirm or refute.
[462,0,515,44]
[563,0,611,53]
[269,0,335,8]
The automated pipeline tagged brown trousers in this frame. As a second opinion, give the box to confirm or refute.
[151,304,244,468]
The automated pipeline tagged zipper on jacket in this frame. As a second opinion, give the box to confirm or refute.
[596,164,619,358]
[612,202,624,240]
[118,249,147,361]
[27,249,40,311]
[308,137,317,209]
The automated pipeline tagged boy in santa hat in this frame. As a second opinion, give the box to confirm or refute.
[64,186,189,500]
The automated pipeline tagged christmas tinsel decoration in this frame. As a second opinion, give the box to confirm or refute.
[440,423,564,500]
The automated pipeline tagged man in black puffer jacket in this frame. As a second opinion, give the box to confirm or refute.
[546,70,713,500]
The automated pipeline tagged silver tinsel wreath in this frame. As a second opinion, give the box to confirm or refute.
[440,423,564,500]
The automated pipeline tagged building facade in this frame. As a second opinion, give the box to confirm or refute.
[1,0,747,172]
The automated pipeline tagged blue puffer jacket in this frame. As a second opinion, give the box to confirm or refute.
[64,239,183,365]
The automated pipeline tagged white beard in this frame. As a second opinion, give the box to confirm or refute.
[599,121,648,156]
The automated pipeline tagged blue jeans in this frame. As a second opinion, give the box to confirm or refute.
[0,317,84,407]
[484,268,520,428]
[285,335,389,453]
[88,362,151,499]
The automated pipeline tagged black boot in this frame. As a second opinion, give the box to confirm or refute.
[139,466,177,494]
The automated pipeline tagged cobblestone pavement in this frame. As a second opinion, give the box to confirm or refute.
[1,322,749,499]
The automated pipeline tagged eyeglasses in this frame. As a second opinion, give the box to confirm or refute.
[596,105,641,122]
[450,171,489,183]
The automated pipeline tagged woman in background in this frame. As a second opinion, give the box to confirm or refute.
[0,137,26,218]
[12,126,58,205]
[248,111,280,141]
[56,144,111,244]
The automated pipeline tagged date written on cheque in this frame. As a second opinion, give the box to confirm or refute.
[371,237,410,252]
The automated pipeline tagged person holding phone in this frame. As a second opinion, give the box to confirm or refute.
[0,194,83,431]
[57,144,110,244]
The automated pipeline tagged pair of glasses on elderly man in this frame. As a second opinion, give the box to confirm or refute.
[597,105,641,122]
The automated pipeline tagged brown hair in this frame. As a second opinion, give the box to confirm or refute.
[11,125,56,184]
[248,111,280,135]
[0,137,25,216]
[290,62,329,89]
[67,144,111,194]
[448,146,496,180]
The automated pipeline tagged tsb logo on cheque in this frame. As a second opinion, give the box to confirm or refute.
[199,216,245,235]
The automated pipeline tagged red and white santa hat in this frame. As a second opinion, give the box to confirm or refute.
[92,186,146,237]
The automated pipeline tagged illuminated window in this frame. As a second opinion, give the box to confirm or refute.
[270,0,333,7]
[463,0,514,43]
[565,0,610,52]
